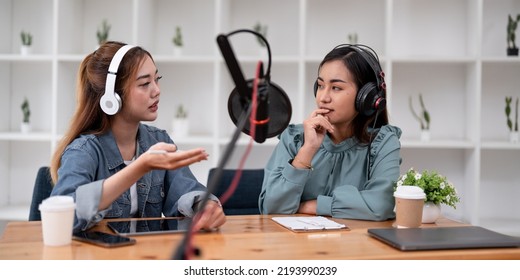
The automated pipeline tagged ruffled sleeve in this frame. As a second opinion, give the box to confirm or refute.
[369,125,402,170]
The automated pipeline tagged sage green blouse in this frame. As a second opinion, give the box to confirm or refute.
[259,124,402,221]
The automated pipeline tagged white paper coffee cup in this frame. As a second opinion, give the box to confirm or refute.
[39,196,76,246]
[394,186,426,228]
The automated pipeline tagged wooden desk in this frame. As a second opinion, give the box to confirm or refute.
[1,215,519,260]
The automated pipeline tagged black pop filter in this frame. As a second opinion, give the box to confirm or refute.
[228,79,291,140]
[217,30,291,143]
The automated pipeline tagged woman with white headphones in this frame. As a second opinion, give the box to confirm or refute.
[50,41,225,233]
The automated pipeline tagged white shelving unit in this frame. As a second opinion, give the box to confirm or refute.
[1,0,519,237]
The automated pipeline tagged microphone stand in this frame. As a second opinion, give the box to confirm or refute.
[173,29,272,259]
[172,104,253,260]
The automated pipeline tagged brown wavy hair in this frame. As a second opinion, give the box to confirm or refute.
[50,41,152,183]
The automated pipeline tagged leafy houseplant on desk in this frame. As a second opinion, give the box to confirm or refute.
[396,168,460,223]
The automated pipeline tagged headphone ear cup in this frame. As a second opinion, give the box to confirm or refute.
[355,82,378,116]
[313,81,318,97]
[100,92,122,115]
[100,44,135,115]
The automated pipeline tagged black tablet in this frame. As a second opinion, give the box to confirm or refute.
[107,217,192,236]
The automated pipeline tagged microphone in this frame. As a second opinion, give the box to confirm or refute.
[216,30,292,144]
[251,62,269,143]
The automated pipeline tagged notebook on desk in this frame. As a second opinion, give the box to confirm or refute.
[367,226,520,251]
[271,216,348,232]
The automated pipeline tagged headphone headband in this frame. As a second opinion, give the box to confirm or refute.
[101,44,136,115]
[333,44,386,93]
[314,44,387,116]
[108,44,135,73]
[105,44,136,97]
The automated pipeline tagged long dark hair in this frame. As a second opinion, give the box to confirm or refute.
[318,46,389,144]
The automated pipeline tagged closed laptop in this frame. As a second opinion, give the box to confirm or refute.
[367,226,520,251]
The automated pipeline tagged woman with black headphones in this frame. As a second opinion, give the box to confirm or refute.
[259,44,402,221]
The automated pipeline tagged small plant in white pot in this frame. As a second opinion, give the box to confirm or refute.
[253,22,268,57]
[172,104,189,138]
[20,30,33,55]
[505,96,519,142]
[347,32,358,44]
[409,93,431,141]
[507,14,520,56]
[96,19,111,48]
[172,26,183,56]
[20,97,31,133]
[396,168,460,224]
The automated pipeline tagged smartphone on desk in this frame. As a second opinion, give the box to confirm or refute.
[73,231,136,248]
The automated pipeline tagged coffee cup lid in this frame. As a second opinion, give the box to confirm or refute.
[394,185,426,199]
[39,195,76,212]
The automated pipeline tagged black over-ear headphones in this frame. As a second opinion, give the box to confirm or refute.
[100,44,136,115]
[313,44,386,116]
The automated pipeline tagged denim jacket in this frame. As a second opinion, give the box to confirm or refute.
[51,123,216,233]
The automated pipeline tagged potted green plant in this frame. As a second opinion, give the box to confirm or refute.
[505,96,519,142]
[253,22,267,46]
[96,19,111,47]
[347,33,358,44]
[409,93,431,141]
[20,97,31,133]
[507,14,520,56]
[253,22,268,56]
[20,30,33,55]
[396,168,460,223]
[172,26,183,56]
[172,104,189,138]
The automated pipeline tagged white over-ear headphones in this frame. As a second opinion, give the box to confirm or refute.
[100,44,136,115]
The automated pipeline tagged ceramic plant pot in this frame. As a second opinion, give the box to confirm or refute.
[420,129,430,142]
[422,201,441,223]
[20,122,31,133]
[20,45,31,55]
[172,118,189,138]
